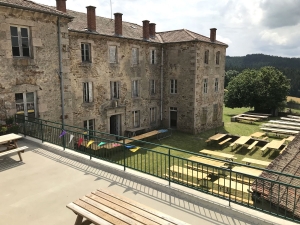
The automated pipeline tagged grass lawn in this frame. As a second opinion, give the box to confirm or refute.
[139,106,285,168]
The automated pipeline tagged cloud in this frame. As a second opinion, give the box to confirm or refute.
[260,0,300,28]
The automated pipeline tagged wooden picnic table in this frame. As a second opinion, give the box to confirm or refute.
[230,136,251,150]
[241,114,268,119]
[188,156,227,168]
[0,133,26,161]
[267,139,286,150]
[269,120,300,127]
[287,115,300,119]
[263,123,300,131]
[245,112,271,116]
[231,166,262,177]
[286,136,295,142]
[125,126,149,137]
[199,149,236,160]
[213,178,250,193]
[250,132,266,138]
[67,189,190,225]
[260,127,299,135]
[280,117,300,123]
[241,158,270,166]
[236,116,259,121]
[208,133,227,141]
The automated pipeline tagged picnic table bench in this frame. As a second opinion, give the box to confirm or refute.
[199,149,236,161]
[0,146,28,161]
[236,116,259,124]
[241,158,270,166]
[263,123,300,131]
[260,127,299,136]
[205,133,227,145]
[67,189,190,225]
[213,178,250,193]
[280,117,300,123]
[247,141,258,150]
[241,114,268,119]
[168,165,209,186]
[269,120,300,127]
[218,138,232,146]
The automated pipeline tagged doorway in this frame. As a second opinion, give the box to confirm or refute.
[170,107,177,128]
[110,114,121,136]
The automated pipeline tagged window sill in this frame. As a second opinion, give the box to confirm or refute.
[82,102,94,107]
[79,62,92,67]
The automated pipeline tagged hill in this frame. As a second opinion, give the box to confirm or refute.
[225,54,300,97]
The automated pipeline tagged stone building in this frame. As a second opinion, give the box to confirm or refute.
[0,0,228,135]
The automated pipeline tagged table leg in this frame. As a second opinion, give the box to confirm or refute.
[17,152,23,161]
[74,215,83,225]
[82,220,92,225]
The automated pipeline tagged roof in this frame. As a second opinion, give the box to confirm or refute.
[252,134,300,218]
[0,0,72,18]
[67,10,227,46]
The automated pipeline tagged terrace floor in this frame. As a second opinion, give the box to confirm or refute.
[0,136,297,225]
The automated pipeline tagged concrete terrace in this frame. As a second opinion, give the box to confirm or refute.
[0,136,297,225]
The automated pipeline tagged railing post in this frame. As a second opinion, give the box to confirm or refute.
[123,138,126,171]
[41,120,44,143]
[168,148,171,186]
[229,166,232,206]
[23,116,26,137]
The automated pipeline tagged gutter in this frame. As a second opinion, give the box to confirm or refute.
[160,47,164,122]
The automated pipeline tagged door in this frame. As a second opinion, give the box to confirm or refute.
[110,114,121,136]
[170,107,177,128]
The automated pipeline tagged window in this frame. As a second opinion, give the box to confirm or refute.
[204,50,209,64]
[201,107,207,125]
[109,45,117,63]
[150,107,156,124]
[150,80,155,95]
[15,92,36,120]
[170,79,177,94]
[83,82,93,103]
[132,48,139,65]
[216,51,220,65]
[132,80,139,97]
[214,78,219,92]
[132,110,140,128]
[10,26,30,57]
[213,104,218,121]
[84,119,95,139]
[150,50,156,64]
[111,81,120,99]
[203,78,208,94]
[81,43,91,62]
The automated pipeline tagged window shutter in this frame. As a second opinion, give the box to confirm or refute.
[154,50,157,64]
[88,82,93,102]
[117,81,120,98]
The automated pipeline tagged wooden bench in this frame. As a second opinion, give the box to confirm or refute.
[218,138,232,146]
[242,158,270,166]
[67,189,190,225]
[279,146,287,154]
[247,141,258,150]
[185,164,225,176]
[0,146,28,161]
[262,136,268,140]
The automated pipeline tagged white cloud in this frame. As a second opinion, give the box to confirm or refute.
[260,30,288,46]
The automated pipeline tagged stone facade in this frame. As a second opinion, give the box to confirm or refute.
[0,1,227,134]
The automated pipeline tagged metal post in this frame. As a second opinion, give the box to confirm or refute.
[229,167,232,206]
[123,138,126,171]
[168,148,171,186]
[41,120,44,143]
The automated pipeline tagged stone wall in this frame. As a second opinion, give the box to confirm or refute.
[0,6,71,124]
[69,32,161,135]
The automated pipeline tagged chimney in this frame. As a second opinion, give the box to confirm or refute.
[56,0,66,13]
[86,6,96,32]
[114,13,123,36]
[149,23,156,38]
[142,20,150,40]
[210,28,217,42]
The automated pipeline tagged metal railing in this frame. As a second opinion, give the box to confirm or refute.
[14,115,300,222]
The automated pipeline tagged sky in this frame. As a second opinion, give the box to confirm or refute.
[33,0,300,57]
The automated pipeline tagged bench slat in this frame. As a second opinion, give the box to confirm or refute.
[218,138,232,145]
[67,203,113,225]
[247,141,258,150]
[0,146,28,157]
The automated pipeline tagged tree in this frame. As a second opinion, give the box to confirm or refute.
[224,70,240,88]
[224,67,290,114]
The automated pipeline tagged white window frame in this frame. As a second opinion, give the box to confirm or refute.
[150,107,156,124]
[81,43,91,62]
[204,50,209,64]
[132,47,139,65]
[84,119,95,138]
[15,92,37,118]
[111,81,120,99]
[170,79,177,94]
[10,26,31,57]
[203,78,208,94]
[150,80,156,95]
[216,51,220,65]
[132,80,139,98]
[109,45,118,63]
[214,78,219,92]
[83,82,93,103]
[150,49,156,64]
[133,110,140,128]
